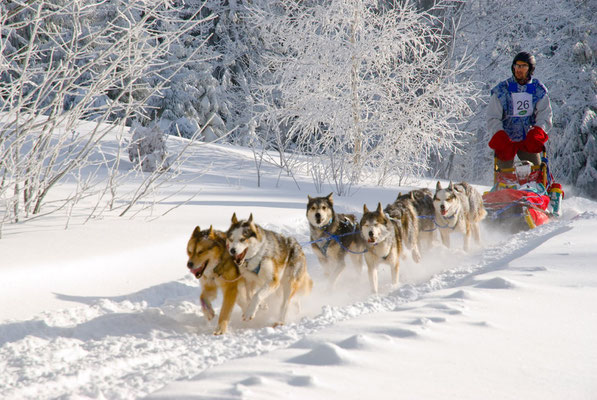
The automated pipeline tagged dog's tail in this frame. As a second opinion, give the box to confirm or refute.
[463,183,487,222]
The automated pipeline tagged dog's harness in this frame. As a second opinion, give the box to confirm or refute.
[308,217,367,255]
[432,213,459,230]
[315,218,335,256]
[416,214,459,231]
[241,245,294,277]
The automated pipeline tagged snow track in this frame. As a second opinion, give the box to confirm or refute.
[0,217,578,399]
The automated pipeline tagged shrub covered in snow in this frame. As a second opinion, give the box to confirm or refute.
[128,124,170,172]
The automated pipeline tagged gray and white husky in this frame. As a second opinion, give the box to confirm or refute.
[359,203,403,294]
[394,188,437,251]
[306,193,365,286]
[226,213,313,326]
[433,181,487,251]
[384,192,422,263]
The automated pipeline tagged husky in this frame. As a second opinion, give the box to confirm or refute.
[186,226,251,335]
[384,192,422,263]
[359,203,403,294]
[226,213,313,326]
[392,189,436,251]
[306,193,365,286]
[433,181,487,251]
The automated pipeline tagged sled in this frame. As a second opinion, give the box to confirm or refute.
[482,152,563,231]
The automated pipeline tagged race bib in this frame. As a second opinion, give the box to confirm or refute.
[511,92,533,117]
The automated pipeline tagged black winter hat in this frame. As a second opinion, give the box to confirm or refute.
[511,51,536,77]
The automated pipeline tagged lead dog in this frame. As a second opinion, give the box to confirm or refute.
[186,226,251,335]
[306,193,364,286]
[433,181,487,251]
[226,213,313,326]
[359,203,403,294]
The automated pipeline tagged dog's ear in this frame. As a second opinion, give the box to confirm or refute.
[231,212,238,224]
[410,191,416,200]
[247,216,261,240]
[363,204,369,214]
[449,181,454,190]
[436,181,442,191]
[326,192,334,205]
[192,226,201,238]
[208,225,217,240]
[308,195,313,201]
[376,202,383,214]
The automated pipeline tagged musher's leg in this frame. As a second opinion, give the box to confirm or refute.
[496,157,514,170]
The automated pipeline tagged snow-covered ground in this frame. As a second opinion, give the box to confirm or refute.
[1,134,596,399]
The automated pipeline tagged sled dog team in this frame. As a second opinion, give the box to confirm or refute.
[186,181,487,335]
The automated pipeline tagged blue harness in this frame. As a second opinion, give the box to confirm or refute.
[308,217,367,255]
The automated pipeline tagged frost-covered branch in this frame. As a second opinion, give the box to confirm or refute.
[0,0,210,232]
[245,0,477,194]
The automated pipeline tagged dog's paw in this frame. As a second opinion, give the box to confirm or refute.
[272,321,284,328]
[243,306,258,321]
[213,325,227,335]
[242,313,255,322]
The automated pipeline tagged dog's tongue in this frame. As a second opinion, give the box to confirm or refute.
[441,209,447,216]
[368,238,376,243]
[234,248,247,264]
[191,261,208,278]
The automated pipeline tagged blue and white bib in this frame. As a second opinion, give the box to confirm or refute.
[491,77,547,142]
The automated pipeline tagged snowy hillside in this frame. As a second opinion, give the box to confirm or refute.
[1,133,596,399]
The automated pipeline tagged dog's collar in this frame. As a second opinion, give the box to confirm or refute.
[242,254,261,275]
[318,218,334,230]
[249,263,261,275]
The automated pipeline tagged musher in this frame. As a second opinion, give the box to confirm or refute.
[487,51,553,170]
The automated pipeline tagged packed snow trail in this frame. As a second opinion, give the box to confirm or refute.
[0,216,578,399]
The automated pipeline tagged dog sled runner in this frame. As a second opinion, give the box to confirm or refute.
[482,152,563,231]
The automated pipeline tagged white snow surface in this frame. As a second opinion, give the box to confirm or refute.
[1,134,597,400]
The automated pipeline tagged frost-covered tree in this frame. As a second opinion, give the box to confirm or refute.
[0,0,207,225]
[446,0,597,198]
[140,0,232,141]
[194,0,271,145]
[245,0,477,193]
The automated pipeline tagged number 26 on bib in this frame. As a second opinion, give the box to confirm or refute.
[511,92,533,117]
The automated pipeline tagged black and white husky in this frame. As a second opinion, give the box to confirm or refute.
[306,193,365,287]
[433,181,487,251]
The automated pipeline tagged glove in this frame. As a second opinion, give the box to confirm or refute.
[521,126,548,153]
[489,130,517,160]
